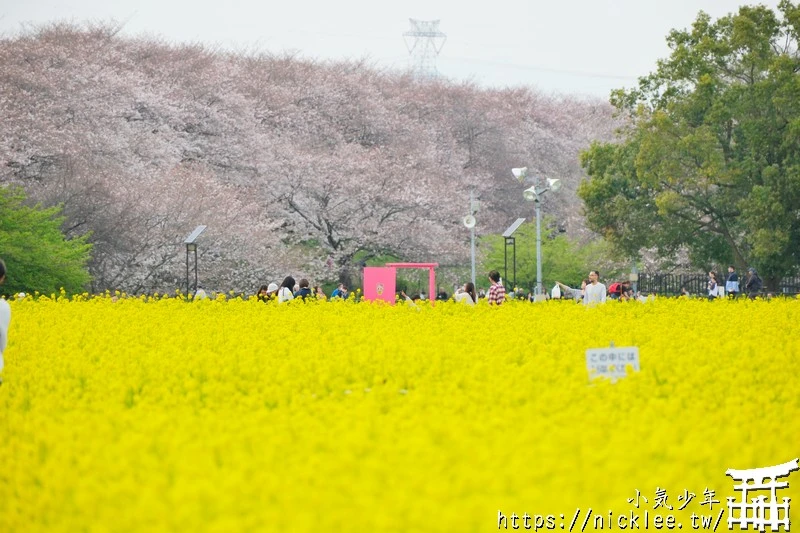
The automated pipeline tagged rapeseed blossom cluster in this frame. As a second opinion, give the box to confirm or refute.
[1,294,798,532]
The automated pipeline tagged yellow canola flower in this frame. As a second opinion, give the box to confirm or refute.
[0,296,798,532]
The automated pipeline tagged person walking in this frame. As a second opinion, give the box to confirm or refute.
[487,270,506,305]
[744,267,762,299]
[725,266,739,299]
[583,270,607,306]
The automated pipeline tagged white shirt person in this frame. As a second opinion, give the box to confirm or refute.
[453,282,477,306]
[556,280,587,302]
[277,276,297,303]
[583,270,607,306]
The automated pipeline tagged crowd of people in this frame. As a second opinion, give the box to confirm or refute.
[440,269,613,307]
[252,277,349,303]
[462,265,769,306]
[243,265,771,308]
[702,266,762,300]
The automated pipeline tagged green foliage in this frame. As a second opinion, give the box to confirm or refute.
[478,219,623,291]
[352,250,402,267]
[0,186,92,295]
[580,2,800,286]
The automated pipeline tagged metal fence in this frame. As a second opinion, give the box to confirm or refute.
[636,273,800,296]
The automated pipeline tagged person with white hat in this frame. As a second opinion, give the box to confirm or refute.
[266,283,279,299]
[256,283,279,302]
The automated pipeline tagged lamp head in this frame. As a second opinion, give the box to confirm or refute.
[547,178,562,192]
[511,167,528,183]
[463,215,476,229]
[184,225,207,245]
[523,186,538,202]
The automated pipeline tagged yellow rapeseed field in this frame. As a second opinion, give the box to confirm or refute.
[1,294,798,532]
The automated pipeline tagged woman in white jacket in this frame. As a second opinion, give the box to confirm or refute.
[277,276,296,303]
[454,282,477,305]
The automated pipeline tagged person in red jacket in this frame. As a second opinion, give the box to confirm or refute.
[608,281,622,300]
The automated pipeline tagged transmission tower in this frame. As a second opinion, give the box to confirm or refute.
[403,19,447,79]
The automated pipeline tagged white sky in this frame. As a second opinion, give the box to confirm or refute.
[0,0,781,98]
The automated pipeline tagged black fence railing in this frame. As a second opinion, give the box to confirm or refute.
[637,274,705,296]
[636,274,800,296]
[777,277,800,295]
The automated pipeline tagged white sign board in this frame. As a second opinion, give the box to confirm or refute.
[586,346,640,381]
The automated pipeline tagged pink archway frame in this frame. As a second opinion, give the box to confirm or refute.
[363,262,438,304]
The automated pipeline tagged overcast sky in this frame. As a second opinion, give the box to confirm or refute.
[0,0,781,98]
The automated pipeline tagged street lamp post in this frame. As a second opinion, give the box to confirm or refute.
[184,225,207,296]
[512,167,561,300]
[462,190,480,289]
[502,217,527,290]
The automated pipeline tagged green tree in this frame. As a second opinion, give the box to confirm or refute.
[479,219,622,292]
[0,186,92,295]
[579,2,800,289]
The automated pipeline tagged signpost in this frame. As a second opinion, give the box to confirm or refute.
[585,342,640,382]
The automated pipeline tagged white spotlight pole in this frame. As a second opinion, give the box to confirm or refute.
[523,180,544,297]
[470,190,476,289]
[534,182,543,297]
[517,167,561,301]
[463,190,479,290]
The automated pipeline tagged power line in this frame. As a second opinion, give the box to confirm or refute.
[443,55,639,81]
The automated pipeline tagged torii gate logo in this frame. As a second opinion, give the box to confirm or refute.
[726,458,798,531]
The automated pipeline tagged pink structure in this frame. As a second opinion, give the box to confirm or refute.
[362,267,397,304]
[363,262,439,304]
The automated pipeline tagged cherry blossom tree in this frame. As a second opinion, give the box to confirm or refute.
[0,23,616,293]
